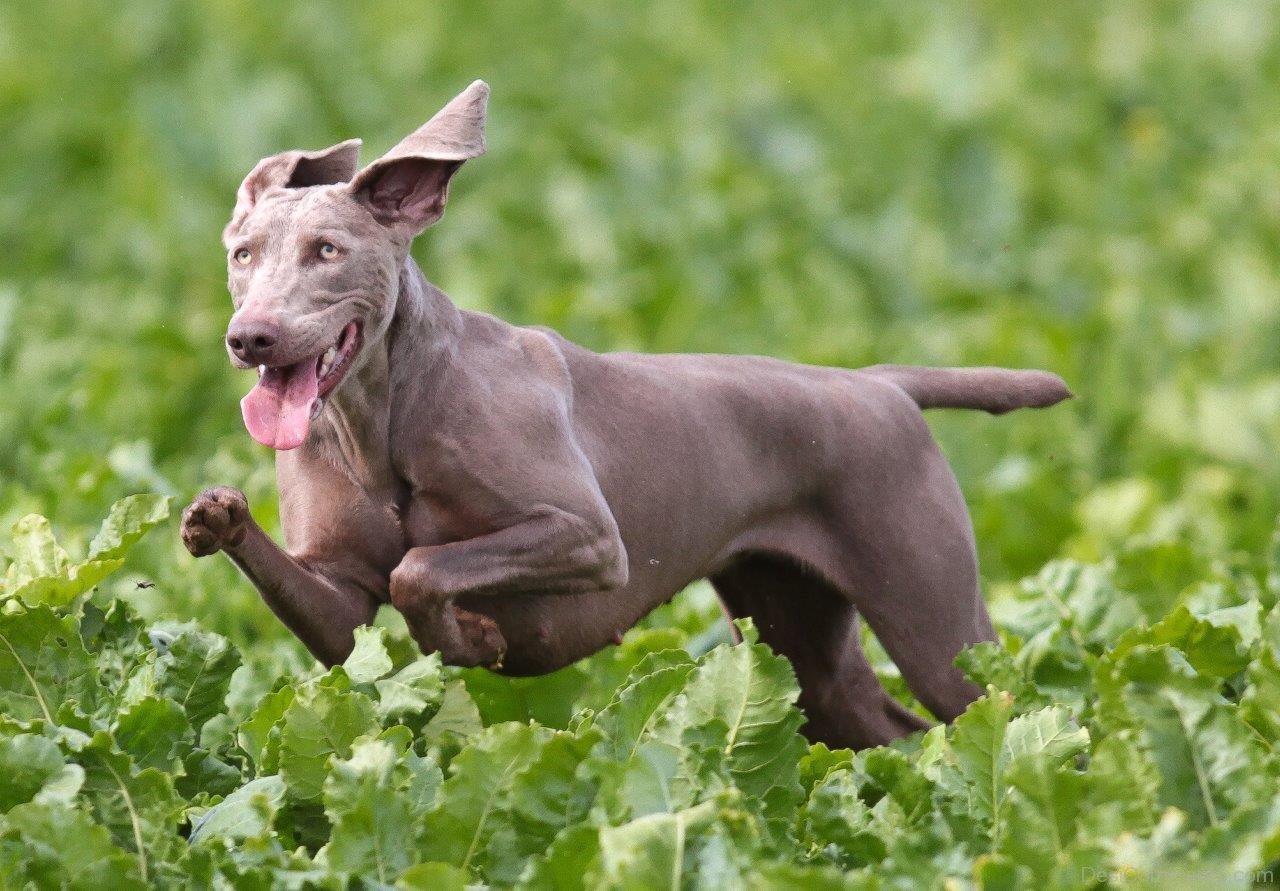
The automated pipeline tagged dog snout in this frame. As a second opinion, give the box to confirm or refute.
[226,317,282,365]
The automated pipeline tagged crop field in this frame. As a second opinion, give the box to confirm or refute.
[4,1,1280,887]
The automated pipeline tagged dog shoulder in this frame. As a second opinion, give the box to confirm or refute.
[510,325,573,392]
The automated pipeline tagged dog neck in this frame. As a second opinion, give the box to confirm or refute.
[305,257,461,487]
[385,256,464,406]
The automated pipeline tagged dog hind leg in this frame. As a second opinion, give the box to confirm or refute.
[710,552,928,750]
[830,444,997,723]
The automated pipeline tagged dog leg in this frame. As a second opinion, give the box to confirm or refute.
[835,447,996,722]
[711,553,929,749]
[388,508,627,668]
[181,487,378,665]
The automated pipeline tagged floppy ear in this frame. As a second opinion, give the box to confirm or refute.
[348,80,488,235]
[224,139,362,240]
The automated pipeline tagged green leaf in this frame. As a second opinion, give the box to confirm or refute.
[190,833,331,887]
[943,690,1014,830]
[945,694,1086,837]
[7,558,125,608]
[732,617,760,644]
[1084,731,1161,837]
[497,726,603,878]
[321,737,420,883]
[2,498,166,607]
[800,768,886,867]
[70,732,185,884]
[516,824,602,890]
[86,494,170,561]
[1241,605,1280,747]
[587,649,695,824]
[588,651,696,824]
[995,757,1108,884]
[956,641,1025,694]
[971,854,1029,891]
[1241,644,1280,745]
[567,627,692,714]
[1109,605,1250,678]
[460,663,591,728]
[748,860,867,890]
[798,743,854,794]
[1261,603,1280,652]
[654,639,806,839]
[278,682,378,800]
[1114,539,1204,621]
[1099,646,1268,830]
[1014,625,1094,705]
[420,679,483,744]
[1002,560,1138,649]
[178,747,242,799]
[0,802,143,889]
[955,641,1049,711]
[862,746,936,824]
[1104,808,1196,882]
[151,623,240,734]
[81,599,151,692]
[594,797,757,891]
[396,861,472,890]
[238,684,295,773]
[5,514,70,584]
[189,775,287,844]
[0,603,96,724]
[375,653,444,723]
[417,722,549,873]
[594,650,696,762]
[1003,706,1089,765]
[342,625,395,685]
[600,736,681,821]
[1203,601,1261,651]
[112,695,193,772]
[0,732,84,811]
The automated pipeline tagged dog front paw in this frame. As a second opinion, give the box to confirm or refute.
[181,486,250,557]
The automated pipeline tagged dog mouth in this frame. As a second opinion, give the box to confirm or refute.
[240,321,363,450]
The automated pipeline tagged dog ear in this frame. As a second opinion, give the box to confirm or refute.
[348,80,488,235]
[224,139,363,241]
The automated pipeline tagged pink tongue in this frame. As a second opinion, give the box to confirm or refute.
[240,359,319,450]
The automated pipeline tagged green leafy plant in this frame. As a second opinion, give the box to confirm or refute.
[2,496,1280,888]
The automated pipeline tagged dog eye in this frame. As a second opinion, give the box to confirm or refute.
[318,242,339,260]
[233,248,252,265]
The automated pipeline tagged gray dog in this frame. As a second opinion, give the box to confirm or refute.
[181,81,1070,748]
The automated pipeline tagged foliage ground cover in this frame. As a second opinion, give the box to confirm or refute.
[3,495,1280,888]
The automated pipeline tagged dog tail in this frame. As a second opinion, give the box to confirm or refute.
[862,365,1073,415]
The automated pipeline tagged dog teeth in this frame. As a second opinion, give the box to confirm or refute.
[257,365,266,376]
[310,398,324,420]
[319,346,338,378]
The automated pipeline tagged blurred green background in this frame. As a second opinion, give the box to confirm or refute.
[3,0,1280,652]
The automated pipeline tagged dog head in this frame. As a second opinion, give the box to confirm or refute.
[221,80,487,449]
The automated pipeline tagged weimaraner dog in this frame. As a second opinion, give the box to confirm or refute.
[181,81,1070,748]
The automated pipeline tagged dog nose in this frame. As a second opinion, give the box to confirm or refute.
[226,318,281,364]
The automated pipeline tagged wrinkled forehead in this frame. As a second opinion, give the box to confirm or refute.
[225,185,379,246]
